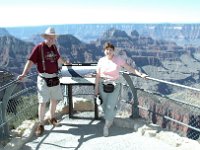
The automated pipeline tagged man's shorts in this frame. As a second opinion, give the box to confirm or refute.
[37,74,63,103]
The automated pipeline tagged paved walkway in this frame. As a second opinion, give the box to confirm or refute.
[21,115,178,150]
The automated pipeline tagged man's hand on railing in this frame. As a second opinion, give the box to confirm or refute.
[17,74,26,81]
[64,60,71,65]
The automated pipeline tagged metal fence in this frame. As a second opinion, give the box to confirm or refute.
[120,72,200,140]
[0,73,38,148]
[0,71,200,149]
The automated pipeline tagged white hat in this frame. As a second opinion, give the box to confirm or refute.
[41,27,57,38]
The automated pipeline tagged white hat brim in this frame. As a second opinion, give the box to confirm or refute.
[41,33,58,38]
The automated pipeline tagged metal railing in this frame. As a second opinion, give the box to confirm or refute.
[0,70,200,149]
[0,72,38,143]
[121,72,200,140]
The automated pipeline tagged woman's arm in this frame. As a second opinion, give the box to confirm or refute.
[123,63,148,78]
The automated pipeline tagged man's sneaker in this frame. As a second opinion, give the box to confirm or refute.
[103,126,109,137]
[49,118,60,127]
[35,124,44,136]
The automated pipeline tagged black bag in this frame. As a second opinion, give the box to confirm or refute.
[103,83,115,93]
[43,77,60,87]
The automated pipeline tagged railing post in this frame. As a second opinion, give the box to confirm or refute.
[0,83,17,140]
[122,73,139,118]
[68,84,73,118]
[0,101,4,140]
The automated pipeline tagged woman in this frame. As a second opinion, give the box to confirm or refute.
[95,42,148,137]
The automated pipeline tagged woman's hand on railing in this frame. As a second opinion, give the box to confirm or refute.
[140,73,149,79]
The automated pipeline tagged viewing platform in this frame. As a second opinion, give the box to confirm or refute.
[0,64,200,150]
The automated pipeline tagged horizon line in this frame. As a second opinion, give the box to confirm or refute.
[3,22,200,28]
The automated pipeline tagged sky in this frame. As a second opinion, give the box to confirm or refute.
[0,0,199,27]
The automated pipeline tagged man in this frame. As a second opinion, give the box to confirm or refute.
[17,27,67,136]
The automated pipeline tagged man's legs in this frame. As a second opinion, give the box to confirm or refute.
[35,102,46,136]
[38,102,46,124]
[49,99,57,119]
[49,99,58,126]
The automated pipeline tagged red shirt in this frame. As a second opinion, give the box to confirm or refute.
[28,42,60,74]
